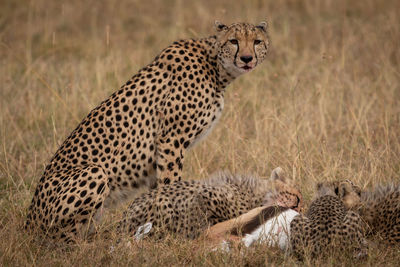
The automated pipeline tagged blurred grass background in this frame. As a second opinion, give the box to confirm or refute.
[1,0,400,265]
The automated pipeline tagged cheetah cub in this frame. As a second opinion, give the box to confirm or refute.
[358,184,400,244]
[117,167,303,239]
[26,21,270,242]
[332,181,400,245]
[290,180,367,260]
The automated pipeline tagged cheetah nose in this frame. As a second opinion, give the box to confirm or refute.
[240,55,253,64]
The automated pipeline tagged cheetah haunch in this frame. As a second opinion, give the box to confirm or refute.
[290,180,367,260]
[117,167,303,239]
[25,21,270,242]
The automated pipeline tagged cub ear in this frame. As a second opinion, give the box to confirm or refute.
[215,21,228,32]
[256,21,268,32]
[270,167,285,182]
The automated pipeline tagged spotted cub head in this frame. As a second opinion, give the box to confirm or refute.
[264,167,304,213]
[214,21,270,77]
[316,179,362,210]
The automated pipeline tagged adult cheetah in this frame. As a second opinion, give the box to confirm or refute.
[117,167,303,239]
[25,21,270,242]
[290,180,367,260]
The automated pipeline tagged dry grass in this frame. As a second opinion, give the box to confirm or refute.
[1,0,400,265]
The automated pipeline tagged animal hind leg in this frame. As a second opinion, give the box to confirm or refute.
[46,165,110,242]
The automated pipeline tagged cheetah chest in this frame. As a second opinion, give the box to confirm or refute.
[190,97,224,148]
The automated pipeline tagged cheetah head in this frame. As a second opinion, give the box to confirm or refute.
[316,179,362,210]
[264,167,304,213]
[214,21,270,77]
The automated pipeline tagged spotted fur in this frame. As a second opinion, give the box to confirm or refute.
[321,180,400,245]
[358,184,400,244]
[290,181,367,260]
[331,182,400,245]
[117,167,303,239]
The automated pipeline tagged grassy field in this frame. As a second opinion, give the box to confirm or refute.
[1,0,400,265]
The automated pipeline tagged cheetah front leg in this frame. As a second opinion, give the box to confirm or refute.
[155,136,186,185]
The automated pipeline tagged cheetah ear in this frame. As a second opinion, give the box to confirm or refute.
[256,21,268,32]
[215,21,228,32]
[270,167,285,182]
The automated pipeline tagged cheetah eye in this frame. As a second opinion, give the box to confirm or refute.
[229,39,238,45]
[254,40,262,45]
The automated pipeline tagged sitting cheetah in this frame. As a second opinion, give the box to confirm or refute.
[290,181,367,260]
[117,167,303,239]
[330,181,400,245]
[25,21,270,242]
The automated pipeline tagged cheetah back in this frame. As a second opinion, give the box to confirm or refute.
[290,195,367,260]
[118,171,302,239]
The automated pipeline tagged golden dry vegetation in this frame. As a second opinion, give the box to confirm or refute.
[1,0,400,265]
